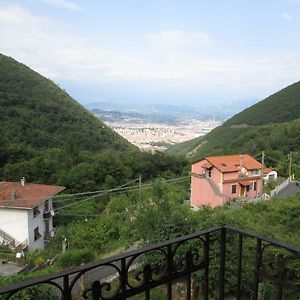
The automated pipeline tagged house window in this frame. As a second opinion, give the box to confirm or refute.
[247,182,257,192]
[269,174,275,181]
[44,200,49,212]
[253,182,257,191]
[34,227,41,241]
[33,206,40,217]
[207,169,212,177]
[252,169,260,176]
[231,184,237,194]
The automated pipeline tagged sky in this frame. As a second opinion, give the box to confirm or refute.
[0,0,300,107]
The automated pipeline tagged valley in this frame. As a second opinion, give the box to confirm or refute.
[90,106,221,152]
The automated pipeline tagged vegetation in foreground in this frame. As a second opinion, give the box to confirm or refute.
[1,180,299,299]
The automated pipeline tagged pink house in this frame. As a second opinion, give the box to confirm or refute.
[190,154,263,208]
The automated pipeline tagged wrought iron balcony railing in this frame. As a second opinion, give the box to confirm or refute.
[0,225,299,300]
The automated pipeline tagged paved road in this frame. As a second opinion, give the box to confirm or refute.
[276,182,300,197]
[53,244,141,297]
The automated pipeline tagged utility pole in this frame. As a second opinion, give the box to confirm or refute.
[260,151,265,196]
[288,151,293,181]
[139,175,142,203]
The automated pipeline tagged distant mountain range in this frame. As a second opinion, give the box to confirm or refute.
[85,100,257,124]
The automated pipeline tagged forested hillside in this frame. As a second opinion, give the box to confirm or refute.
[167,81,300,177]
[0,54,188,191]
[224,81,300,126]
[0,54,133,153]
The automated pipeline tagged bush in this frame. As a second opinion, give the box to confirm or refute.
[56,249,95,268]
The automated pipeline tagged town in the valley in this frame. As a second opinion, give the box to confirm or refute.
[92,108,221,152]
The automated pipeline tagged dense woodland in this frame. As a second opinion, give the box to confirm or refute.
[0,54,188,192]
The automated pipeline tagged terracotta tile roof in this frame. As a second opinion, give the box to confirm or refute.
[239,181,252,186]
[0,182,65,209]
[204,154,263,173]
[202,162,213,169]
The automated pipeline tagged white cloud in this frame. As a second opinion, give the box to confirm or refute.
[0,5,143,82]
[146,30,212,50]
[0,5,53,25]
[39,0,80,11]
[0,5,299,101]
[281,13,294,20]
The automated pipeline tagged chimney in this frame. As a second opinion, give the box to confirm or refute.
[239,155,244,169]
[11,190,17,200]
[21,177,26,186]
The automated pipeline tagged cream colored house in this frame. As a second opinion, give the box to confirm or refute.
[0,179,64,250]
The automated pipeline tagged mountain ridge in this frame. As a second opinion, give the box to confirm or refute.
[224,81,300,127]
[166,80,300,177]
[0,54,134,154]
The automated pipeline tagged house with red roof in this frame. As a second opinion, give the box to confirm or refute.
[0,178,64,250]
[190,154,263,208]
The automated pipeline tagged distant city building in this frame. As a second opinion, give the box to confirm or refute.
[101,119,221,152]
[190,154,263,208]
[0,180,64,250]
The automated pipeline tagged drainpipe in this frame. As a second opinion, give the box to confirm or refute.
[260,151,265,196]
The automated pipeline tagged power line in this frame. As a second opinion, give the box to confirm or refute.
[53,178,141,198]
[54,176,190,212]
[266,156,287,165]
[54,178,142,212]
[252,153,262,159]
[54,176,190,200]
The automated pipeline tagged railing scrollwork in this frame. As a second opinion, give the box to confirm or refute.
[0,225,299,300]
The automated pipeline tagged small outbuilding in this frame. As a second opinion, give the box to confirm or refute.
[263,167,278,183]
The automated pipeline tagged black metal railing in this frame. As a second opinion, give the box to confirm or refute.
[0,225,299,299]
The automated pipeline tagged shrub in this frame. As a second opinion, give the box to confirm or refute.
[56,249,95,268]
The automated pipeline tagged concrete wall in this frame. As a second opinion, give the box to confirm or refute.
[0,199,54,250]
[191,160,223,208]
[28,202,46,250]
[27,200,53,250]
[223,172,238,181]
[0,207,29,244]
[270,178,289,197]
[264,171,278,183]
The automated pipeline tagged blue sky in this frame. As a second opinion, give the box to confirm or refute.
[0,0,300,107]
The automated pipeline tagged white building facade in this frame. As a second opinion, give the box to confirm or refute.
[263,168,278,183]
[0,181,64,250]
